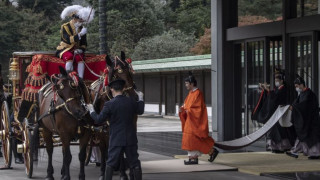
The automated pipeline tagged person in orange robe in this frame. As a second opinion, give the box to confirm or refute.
[179,72,219,165]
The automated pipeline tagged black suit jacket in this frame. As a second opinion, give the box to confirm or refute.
[90,95,144,147]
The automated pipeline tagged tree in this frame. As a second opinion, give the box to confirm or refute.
[17,0,72,20]
[0,1,23,77]
[18,9,50,51]
[131,29,196,60]
[238,0,282,21]
[190,28,211,55]
[105,0,165,55]
[0,2,23,57]
[176,0,211,38]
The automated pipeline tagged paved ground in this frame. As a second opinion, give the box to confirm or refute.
[0,116,281,179]
[0,148,274,180]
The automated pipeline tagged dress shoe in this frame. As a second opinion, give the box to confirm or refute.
[308,156,320,160]
[120,174,128,180]
[208,148,219,162]
[285,151,298,158]
[132,165,142,180]
[184,158,198,165]
[15,156,24,164]
[104,165,113,180]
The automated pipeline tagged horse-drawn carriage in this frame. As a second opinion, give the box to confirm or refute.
[0,51,135,179]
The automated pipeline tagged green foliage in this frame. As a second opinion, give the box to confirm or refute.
[0,1,22,73]
[177,6,210,38]
[87,16,100,54]
[238,0,282,20]
[18,0,72,20]
[0,0,213,63]
[131,29,196,60]
[18,9,50,51]
[105,0,165,56]
[0,2,22,58]
[164,0,210,38]
[44,23,61,51]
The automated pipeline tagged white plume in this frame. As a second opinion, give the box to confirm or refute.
[60,5,83,20]
[78,6,95,23]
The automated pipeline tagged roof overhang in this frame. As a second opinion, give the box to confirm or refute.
[132,55,212,73]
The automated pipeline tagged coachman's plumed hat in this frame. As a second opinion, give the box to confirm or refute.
[60,5,95,23]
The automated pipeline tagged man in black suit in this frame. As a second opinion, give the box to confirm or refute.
[87,79,144,180]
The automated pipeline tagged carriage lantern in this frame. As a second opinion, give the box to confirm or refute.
[9,58,20,81]
[9,58,19,97]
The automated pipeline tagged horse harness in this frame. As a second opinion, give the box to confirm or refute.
[38,74,87,128]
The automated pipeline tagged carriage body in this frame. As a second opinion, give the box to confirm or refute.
[0,51,104,177]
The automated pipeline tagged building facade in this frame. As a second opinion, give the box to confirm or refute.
[212,0,320,142]
[132,55,212,116]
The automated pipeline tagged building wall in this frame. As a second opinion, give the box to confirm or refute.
[133,70,211,116]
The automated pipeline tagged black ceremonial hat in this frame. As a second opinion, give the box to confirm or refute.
[108,79,125,88]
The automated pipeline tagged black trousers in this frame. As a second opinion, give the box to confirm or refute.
[107,145,140,169]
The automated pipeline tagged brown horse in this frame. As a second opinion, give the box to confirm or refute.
[35,67,91,180]
[89,52,137,179]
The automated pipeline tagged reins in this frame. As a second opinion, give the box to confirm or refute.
[38,74,87,122]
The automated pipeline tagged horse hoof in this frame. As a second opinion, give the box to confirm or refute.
[61,176,70,180]
[45,176,54,180]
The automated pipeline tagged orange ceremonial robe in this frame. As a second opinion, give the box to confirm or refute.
[179,89,214,154]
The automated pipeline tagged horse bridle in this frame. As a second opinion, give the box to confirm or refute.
[50,74,87,120]
[93,56,135,101]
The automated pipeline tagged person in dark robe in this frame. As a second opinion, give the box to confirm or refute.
[252,70,295,153]
[286,77,320,159]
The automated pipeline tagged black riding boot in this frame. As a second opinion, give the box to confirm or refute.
[132,165,142,180]
[12,138,24,164]
[104,165,113,180]
[120,156,128,180]
[129,168,134,180]
[120,172,128,180]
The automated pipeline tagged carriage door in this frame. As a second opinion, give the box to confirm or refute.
[290,33,318,98]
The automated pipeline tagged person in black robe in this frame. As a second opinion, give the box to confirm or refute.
[286,77,320,159]
[252,70,295,153]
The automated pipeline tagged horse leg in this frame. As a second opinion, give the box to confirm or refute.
[78,130,91,180]
[43,130,54,180]
[61,142,72,180]
[99,139,107,180]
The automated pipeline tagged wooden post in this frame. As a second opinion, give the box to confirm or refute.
[159,73,163,115]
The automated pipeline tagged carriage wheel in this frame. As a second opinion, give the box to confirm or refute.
[85,142,92,166]
[22,119,33,178]
[0,101,12,168]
